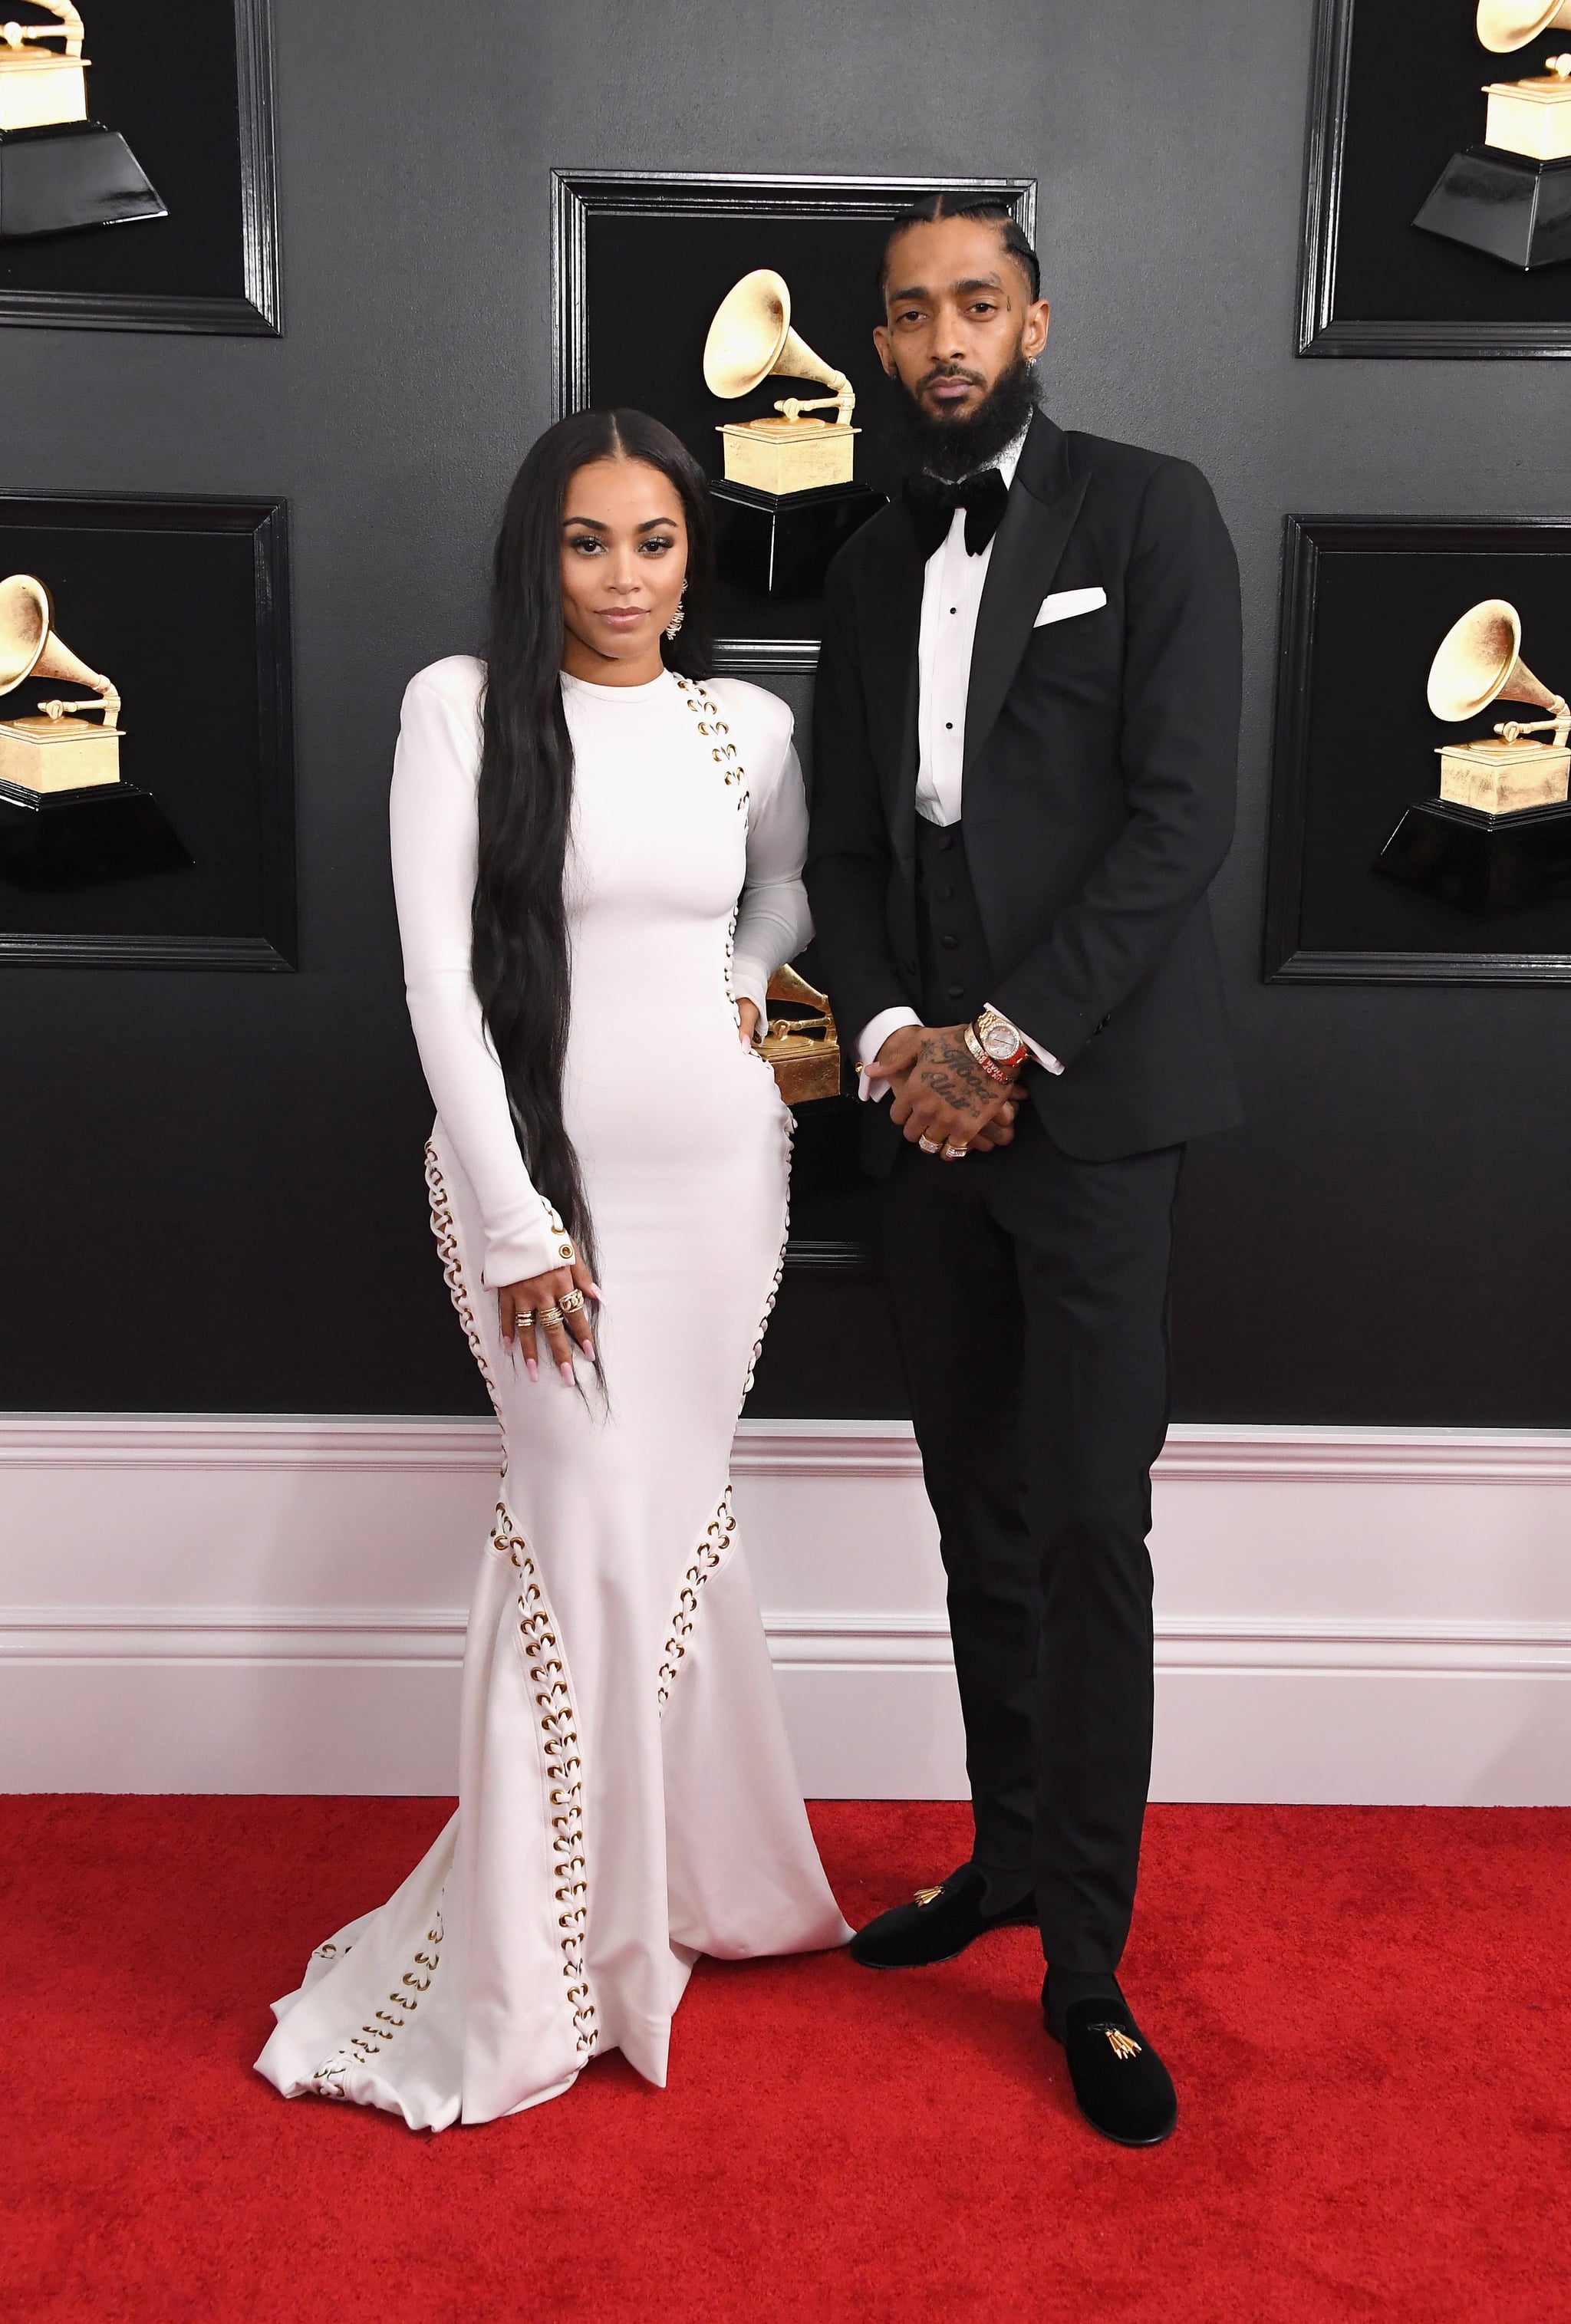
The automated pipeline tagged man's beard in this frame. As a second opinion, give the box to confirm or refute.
[884,352,1039,482]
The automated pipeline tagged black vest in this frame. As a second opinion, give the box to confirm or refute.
[914,814,993,1028]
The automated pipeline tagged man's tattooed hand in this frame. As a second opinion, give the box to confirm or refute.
[886,1025,1023,1155]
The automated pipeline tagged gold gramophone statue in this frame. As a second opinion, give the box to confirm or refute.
[706,270,859,494]
[0,3,165,242]
[756,962,841,1104]
[1376,597,1571,911]
[1415,2,1571,268]
[0,574,185,889]
[1427,598,1570,806]
[702,268,884,606]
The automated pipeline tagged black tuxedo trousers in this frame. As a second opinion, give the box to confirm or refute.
[881,1122,1180,1972]
[889,818,1180,1971]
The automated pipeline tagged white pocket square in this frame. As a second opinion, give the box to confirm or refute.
[1034,585,1107,628]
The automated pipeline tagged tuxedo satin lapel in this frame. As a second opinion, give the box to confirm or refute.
[963,426,1089,782]
[859,515,927,858]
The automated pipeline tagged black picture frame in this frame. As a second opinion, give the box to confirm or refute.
[551,169,1037,671]
[1265,513,1571,984]
[0,491,295,969]
[1298,0,1571,360]
[0,0,279,336]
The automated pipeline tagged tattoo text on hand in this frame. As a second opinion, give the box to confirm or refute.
[917,1032,997,1112]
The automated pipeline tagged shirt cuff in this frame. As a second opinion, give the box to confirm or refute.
[986,1001,1063,1077]
[856,1006,924,1102]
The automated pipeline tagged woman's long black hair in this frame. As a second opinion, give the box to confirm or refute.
[472,409,716,1281]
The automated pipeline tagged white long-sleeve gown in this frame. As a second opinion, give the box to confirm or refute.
[255,659,849,2129]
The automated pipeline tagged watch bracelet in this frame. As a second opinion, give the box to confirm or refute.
[963,1022,1017,1083]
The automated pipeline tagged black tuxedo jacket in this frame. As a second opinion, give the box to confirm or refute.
[805,410,1243,1170]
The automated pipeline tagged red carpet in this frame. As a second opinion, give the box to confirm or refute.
[2,1798,1566,2323]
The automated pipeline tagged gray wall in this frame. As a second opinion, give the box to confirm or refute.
[5,0,1568,1423]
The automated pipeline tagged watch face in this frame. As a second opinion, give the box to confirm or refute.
[980,1017,1022,1061]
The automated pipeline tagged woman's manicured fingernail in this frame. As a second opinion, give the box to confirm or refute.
[525,1358,538,1383]
[559,1361,575,1385]
[588,1283,603,1299]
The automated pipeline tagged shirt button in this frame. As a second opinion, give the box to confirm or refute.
[946,983,965,999]
[938,834,953,851]
[940,933,960,950]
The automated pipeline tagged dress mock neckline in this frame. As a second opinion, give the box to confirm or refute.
[560,667,676,703]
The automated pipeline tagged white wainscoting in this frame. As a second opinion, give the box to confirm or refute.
[1,1414,1568,1802]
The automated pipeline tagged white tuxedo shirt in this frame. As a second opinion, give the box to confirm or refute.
[858,426,1064,1092]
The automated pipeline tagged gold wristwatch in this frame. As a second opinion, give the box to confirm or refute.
[967,1006,1031,1079]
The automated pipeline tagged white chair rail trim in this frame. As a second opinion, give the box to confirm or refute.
[2,1411,1571,1484]
[4,1605,1569,1679]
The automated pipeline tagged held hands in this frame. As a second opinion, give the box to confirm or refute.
[499,1258,601,1386]
[878,1024,1021,1158]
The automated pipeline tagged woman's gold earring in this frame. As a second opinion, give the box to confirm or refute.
[664,584,687,642]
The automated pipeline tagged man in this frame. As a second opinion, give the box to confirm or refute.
[805,193,1242,2147]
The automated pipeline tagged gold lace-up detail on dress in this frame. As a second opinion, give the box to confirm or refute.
[677,675,755,1043]
[426,1142,499,1409]
[739,1161,790,1399]
[674,674,793,1402]
[492,1504,599,2056]
[675,674,747,800]
[425,1144,575,1391]
[310,1906,446,2093]
[656,1490,739,1710]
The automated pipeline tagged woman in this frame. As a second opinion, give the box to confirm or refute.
[255,410,848,2129]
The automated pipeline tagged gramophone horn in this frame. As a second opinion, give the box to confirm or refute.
[0,571,119,717]
[703,268,848,403]
[0,573,54,694]
[1427,597,1565,721]
[1477,0,1571,54]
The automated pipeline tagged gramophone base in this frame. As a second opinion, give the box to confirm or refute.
[1412,146,1571,272]
[0,120,166,242]
[0,778,189,890]
[1375,797,1571,914]
[711,480,886,602]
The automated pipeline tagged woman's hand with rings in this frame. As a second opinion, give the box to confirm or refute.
[499,1257,600,1385]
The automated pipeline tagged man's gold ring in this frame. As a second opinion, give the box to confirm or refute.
[941,1143,970,1160]
[917,1134,942,1154]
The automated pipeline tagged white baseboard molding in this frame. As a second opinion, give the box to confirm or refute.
[2,1414,1569,1803]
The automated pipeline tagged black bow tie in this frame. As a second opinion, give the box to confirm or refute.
[903,467,1009,559]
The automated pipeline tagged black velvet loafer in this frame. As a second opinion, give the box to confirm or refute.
[1045,1981,1178,2146]
[848,1863,1036,1969]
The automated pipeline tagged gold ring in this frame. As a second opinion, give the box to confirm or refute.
[513,1310,535,1328]
[917,1134,941,1154]
[538,1305,564,1328]
[558,1288,585,1315]
[941,1143,969,1160]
